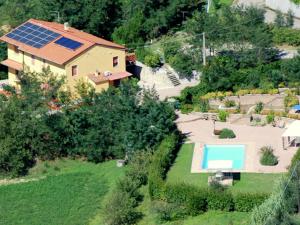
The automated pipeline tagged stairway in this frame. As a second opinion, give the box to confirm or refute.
[167,72,181,86]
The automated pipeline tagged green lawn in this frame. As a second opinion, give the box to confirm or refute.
[0,159,124,225]
[167,144,283,194]
[180,211,249,225]
[219,0,233,6]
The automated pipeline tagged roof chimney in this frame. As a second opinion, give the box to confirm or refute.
[64,22,69,31]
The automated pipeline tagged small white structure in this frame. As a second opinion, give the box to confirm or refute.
[207,160,234,186]
[116,160,126,167]
[282,120,300,149]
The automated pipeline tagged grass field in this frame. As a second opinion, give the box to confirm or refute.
[0,159,124,225]
[167,144,283,194]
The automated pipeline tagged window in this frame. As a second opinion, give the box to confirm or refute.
[31,55,35,65]
[113,56,118,67]
[13,45,19,54]
[72,65,78,76]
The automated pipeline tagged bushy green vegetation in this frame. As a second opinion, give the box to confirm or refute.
[102,151,152,225]
[0,70,176,177]
[266,112,275,124]
[138,185,250,225]
[218,110,229,122]
[284,90,299,108]
[272,27,300,46]
[148,134,179,199]
[224,99,236,108]
[0,159,124,225]
[290,148,300,170]
[178,6,300,110]
[260,146,278,166]
[251,148,300,224]
[146,143,274,223]
[219,128,236,139]
[167,144,281,194]
[255,102,264,114]
[144,53,161,68]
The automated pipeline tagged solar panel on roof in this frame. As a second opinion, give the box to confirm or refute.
[54,37,83,50]
[5,22,61,49]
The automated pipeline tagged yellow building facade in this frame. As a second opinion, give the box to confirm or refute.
[1,19,131,93]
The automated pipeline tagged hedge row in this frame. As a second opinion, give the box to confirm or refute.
[148,134,179,199]
[202,89,279,100]
[103,151,151,225]
[148,135,268,218]
[164,183,268,215]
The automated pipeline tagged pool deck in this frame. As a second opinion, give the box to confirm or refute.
[177,113,298,173]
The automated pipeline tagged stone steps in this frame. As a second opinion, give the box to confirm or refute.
[167,72,181,86]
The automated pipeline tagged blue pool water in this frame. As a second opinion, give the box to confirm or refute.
[202,145,245,169]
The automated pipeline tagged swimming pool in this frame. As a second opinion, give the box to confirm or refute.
[202,144,245,170]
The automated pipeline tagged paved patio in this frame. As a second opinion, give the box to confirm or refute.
[176,113,298,173]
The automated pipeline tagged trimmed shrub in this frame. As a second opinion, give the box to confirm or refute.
[207,190,234,211]
[218,110,229,122]
[266,112,275,124]
[104,191,142,225]
[180,104,193,114]
[234,193,268,212]
[186,189,208,215]
[224,99,236,108]
[148,134,179,199]
[236,89,250,96]
[284,91,299,108]
[164,183,207,215]
[255,102,264,114]
[209,180,226,192]
[126,151,152,186]
[260,146,278,166]
[272,27,300,46]
[219,128,236,139]
[116,177,141,202]
[144,53,161,68]
[199,98,209,112]
[152,200,186,222]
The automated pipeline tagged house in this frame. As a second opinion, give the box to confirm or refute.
[0,19,132,93]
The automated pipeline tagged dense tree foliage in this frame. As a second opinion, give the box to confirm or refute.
[0,70,176,176]
[0,0,203,43]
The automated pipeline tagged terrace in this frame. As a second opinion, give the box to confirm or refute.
[176,112,298,173]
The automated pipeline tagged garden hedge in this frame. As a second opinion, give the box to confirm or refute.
[148,135,270,218]
[207,190,234,211]
[148,134,179,199]
[233,192,268,212]
[162,183,269,216]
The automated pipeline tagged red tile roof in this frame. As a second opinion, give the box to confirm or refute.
[107,71,132,81]
[0,19,125,65]
[1,59,23,71]
[87,73,107,84]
